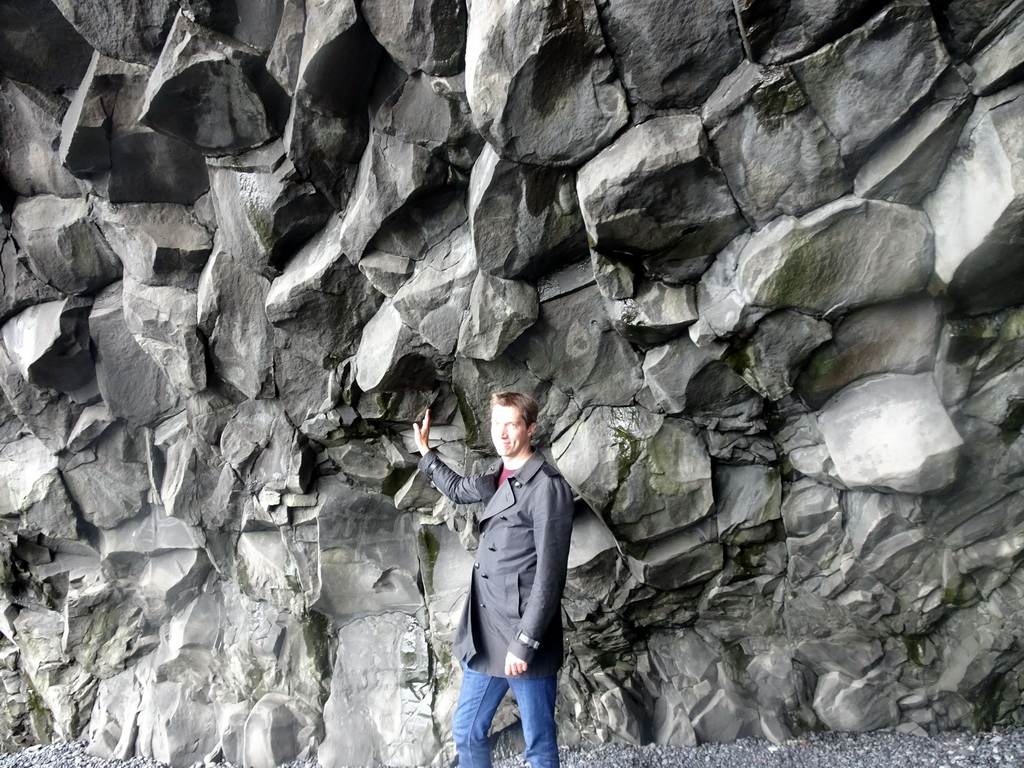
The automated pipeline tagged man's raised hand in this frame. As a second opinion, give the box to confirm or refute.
[413,408,432,456]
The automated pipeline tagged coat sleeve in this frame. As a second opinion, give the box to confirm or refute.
[509,472,575,664]
[418,449,492,505]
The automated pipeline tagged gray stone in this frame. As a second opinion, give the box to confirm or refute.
[372,65,482,170]
[812,672,900,732]
[924,87,1024,314]
[647,630,763,744]
[242,693,320,768]
[817,373,963,494]
[930,0,1020,59]
[98,504,200,558]
[58,53,114,177]
[357,252,414,297]
[844,490,947,622]
[0,339,79,453]
[362,0,466,76]
[626,523,724,590]
[137,681,219,765]
[273,331,339,427]
[93,200,212,287]
[553,407,713,546]
[790,0,952,163]
[354,301,439,393]
[854,74,974,204]
[794,632,884,679]
[220,399,314,498]
[465,0,628,166]
[67,403,116,453]
[0,225,63,324]
[0,0,93,91]
[698,570,786,642]
[62,423,152,531]
[536,258,598,303]
[704,63,852,227]
[643,335,762,421]
[735,0,889,63]
[198,251,275,399]
[140,12,280,155]
[597,0,743,111]
[418,520,475,653]
[295,0,380,118]
[265,214,384,361]
[283,0,380,208]
[563,505,629,610]
[122,278,207,395]
[365,192,468,263]
[266,0,305,95]
[338,131,450,264]
[89,283,181,427]
[606,281,698,347]
[63,54,211,205]
[714,465,782,541]
[283,96,363,212]
[327,440,395,490]
[50,0,177,65]
[703,197,933,335]
[319,614,438,767]
[393,221,477,355]
[468,144,584,281]
[591,251,635,302]
[314,477,421,622]
[0,435,77,539]
[1,298,95,401]
[11,196,122,296]
[182,0,286,53]
[735,310,833,401]
[0,81,85,199]
[690,684,765,743]
[457,271,538,361]
[208,143,332,276]
[507,285,644,411]
[967,7,1024,95]
[86,669,143,760]
[796,296,940,409]
[577,115,744,281]
[235,528,314,613]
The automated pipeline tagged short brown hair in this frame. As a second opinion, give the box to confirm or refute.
[490,391,539,426]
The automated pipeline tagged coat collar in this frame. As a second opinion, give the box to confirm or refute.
[480,450,545,520]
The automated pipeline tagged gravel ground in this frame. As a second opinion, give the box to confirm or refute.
[2,729,1022,768]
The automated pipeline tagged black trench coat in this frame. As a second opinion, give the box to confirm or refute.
[419,449,575,679]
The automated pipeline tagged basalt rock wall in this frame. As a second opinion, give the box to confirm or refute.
[1,0,1024,766]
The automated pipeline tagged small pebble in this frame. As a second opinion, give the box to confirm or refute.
[3,729,1024,768]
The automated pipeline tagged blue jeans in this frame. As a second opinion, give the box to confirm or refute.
[451,662,559,768]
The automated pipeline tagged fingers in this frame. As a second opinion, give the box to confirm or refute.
[413,409,432,455]
[504,653,528,676]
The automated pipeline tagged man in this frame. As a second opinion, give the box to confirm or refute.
[413,392,575,768]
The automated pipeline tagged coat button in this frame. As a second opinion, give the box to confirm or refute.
[474,562,480,569]
[488,545,496,552]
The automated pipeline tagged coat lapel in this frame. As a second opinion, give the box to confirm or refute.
[478,452,545,522]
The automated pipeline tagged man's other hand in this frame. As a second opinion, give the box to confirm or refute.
[413,409,432,456]
[505,652,528,676]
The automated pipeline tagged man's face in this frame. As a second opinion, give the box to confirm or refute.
[491,404,536,463]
